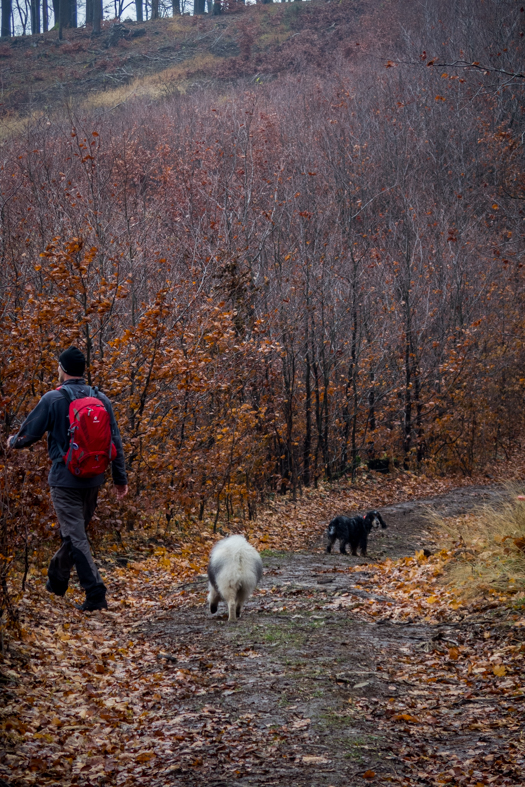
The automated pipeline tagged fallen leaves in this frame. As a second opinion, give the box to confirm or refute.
[2,475,525,786]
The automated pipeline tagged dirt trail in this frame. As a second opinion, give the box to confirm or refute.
[141,484,523,786]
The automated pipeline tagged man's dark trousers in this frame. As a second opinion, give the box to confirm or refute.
[48,487,106,604]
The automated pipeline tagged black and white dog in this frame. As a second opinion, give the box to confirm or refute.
[326,510,387,557]
[207,535,263,622]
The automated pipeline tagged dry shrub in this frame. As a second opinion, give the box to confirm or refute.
[0,45,12,58]
[62,41,88,54]
[431,491,525,599]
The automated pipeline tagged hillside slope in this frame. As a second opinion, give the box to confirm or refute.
[0,1,374,125]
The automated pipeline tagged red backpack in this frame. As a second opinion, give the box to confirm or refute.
[60,386,117,478]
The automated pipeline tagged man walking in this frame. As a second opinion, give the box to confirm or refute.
[8,347,128,611]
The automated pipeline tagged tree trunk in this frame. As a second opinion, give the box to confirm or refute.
[403,325,412,466]
[303,343,312,487]
[92,0,102,34]
[31,0,40,34]
[368,371,376,432]
[212,0,221,14]
[42,0,48,31]
[85,0,92,25]
[58,0,73,33]
[350,303,360,480]
[1,0,12,37]
[151,0,158,18]
[282,350,295,495]
[303,269,312,487]
[313,360,323,486]
[414,361,424,464]
[172,0,180,14]
[322,363,331,480]
[58,0,69,39]
[341,306,359,477]
[194,0,205,13]
[135,0,143,22]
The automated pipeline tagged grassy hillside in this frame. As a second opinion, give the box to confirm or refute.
[0,1,375,130]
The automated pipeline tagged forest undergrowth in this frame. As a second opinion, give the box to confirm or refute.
[1,1,525,782]
[2,0,525,624]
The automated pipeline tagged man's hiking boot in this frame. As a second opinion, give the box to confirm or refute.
[46,578,67,597]
[75,598,108,612]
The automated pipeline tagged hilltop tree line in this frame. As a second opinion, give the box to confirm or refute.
[1,0,524,613]
[0,0,279,39]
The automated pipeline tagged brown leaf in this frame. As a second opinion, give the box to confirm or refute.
[394,713,420,723]
[136,751,155,763]
[290,717,311,730]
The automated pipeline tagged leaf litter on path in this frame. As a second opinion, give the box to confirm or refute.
[1,476,524,786]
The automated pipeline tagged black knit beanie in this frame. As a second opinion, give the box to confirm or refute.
[59,347,85,377]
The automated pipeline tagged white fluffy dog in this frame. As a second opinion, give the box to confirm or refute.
[207,535,263,622]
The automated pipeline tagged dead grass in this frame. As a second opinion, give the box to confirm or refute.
[82,52,220,111]
[431,487,525,600]
[0,112,45,144]
[258,31,293,49]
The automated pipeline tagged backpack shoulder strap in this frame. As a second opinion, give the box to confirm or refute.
[58,386,74,404]
[58,384,94,404]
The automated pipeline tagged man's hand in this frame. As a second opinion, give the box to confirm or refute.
[7,435,16,449]
[114,484,129,500]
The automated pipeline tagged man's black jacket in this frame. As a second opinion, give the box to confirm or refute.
[11,378,127,489]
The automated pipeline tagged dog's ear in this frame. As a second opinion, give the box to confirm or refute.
[370,511,382,528]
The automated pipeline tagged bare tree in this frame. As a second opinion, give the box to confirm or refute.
[14,0,27,34]
[30,0,39,33]
[92,0,101,33]
[1,0,12,37]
